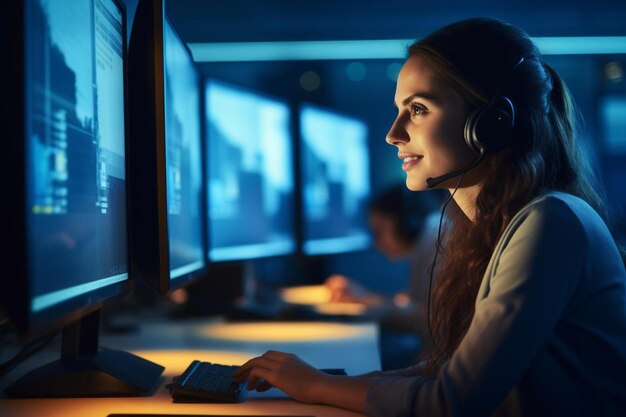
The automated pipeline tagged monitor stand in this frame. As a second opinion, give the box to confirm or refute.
[227,260,289,320]
[241,260,259,307]
[4,309,164,398]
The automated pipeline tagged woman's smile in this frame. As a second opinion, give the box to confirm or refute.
[398,152,424,171]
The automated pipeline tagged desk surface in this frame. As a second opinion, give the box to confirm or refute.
[0,317,380,417]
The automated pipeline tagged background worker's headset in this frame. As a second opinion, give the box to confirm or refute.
[426,57,525,188]
[425,57,526,356]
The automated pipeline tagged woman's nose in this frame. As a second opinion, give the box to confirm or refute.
[386,117,409,146]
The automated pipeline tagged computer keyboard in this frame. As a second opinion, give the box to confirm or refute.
[169,360,246,403]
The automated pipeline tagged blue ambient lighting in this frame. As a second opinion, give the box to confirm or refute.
[188,37,626,62]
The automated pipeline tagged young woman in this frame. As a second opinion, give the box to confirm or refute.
[233,17,626,416]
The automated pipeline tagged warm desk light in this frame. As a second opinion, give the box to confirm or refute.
[279,284,332,305]
[196,321,369,342]
[314,303,367,316]
[130,349,251,376]
[280,284,368,316]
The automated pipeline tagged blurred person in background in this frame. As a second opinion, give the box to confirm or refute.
[325,184,444,358]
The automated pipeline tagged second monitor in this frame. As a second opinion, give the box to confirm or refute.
[299,104,372,255]
[204,80,296,262]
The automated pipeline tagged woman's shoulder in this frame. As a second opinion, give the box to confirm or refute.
[483,192,618,294]
[520,191,593,214]
[497,191,615,262]
[510,191,603,233]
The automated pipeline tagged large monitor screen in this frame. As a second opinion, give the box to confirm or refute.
[163,18,205,281]
[2,1,165,398]
[24,0,128,321]
[299,104,371,255]
[205,80,296,261]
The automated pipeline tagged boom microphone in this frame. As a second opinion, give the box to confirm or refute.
[425,150,486,188]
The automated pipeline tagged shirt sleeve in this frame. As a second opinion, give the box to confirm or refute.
[365,196,587,416]
[360,361,429,378]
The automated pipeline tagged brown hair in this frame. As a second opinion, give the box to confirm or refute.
[407,18,607,372]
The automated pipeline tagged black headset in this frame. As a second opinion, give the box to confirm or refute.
[463,95,516,156]
[426,57,525,188]
[464,56,525,155]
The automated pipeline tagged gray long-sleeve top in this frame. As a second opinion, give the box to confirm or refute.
[364,192,626,416]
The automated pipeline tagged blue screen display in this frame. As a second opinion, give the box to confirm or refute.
[163,18,205,279]
[299,104,371,255]
[205,80,296,261]
[25,0,128,313]
[600,95,626,155]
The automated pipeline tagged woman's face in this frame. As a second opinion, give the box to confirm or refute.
[387,55,479,191]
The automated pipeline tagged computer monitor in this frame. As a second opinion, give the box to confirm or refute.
[204,80,296,262]
[299,103,372,255]
[0,0,163,397]
[128,0,206,294]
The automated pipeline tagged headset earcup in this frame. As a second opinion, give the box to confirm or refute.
[464,96,515,155]
[464,108,484,154]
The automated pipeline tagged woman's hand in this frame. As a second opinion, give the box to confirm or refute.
[234,350,375,413]
[325,274,353,302]
[325,275,384,307]
[233,350,329,403]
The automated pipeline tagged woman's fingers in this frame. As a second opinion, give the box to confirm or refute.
[233,352,284,381]
[246,374,275,392]
[256,380,273,392]
[245,364,276,390]
[262,350,293,361]
[233,359,254,380]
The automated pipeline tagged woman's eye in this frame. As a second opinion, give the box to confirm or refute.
[410,104,427,116]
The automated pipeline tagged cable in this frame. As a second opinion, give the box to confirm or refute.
[426,173,465,358]
[0,331,58,377]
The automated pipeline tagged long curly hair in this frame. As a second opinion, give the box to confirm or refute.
[406,18,607,372]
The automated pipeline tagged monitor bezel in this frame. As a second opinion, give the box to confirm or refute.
[1,0,132,336]
[127,0,207,295]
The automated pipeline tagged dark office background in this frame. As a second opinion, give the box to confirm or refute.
[122,0,626,297]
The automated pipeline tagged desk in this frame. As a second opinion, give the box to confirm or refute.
[0,317,380,417]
